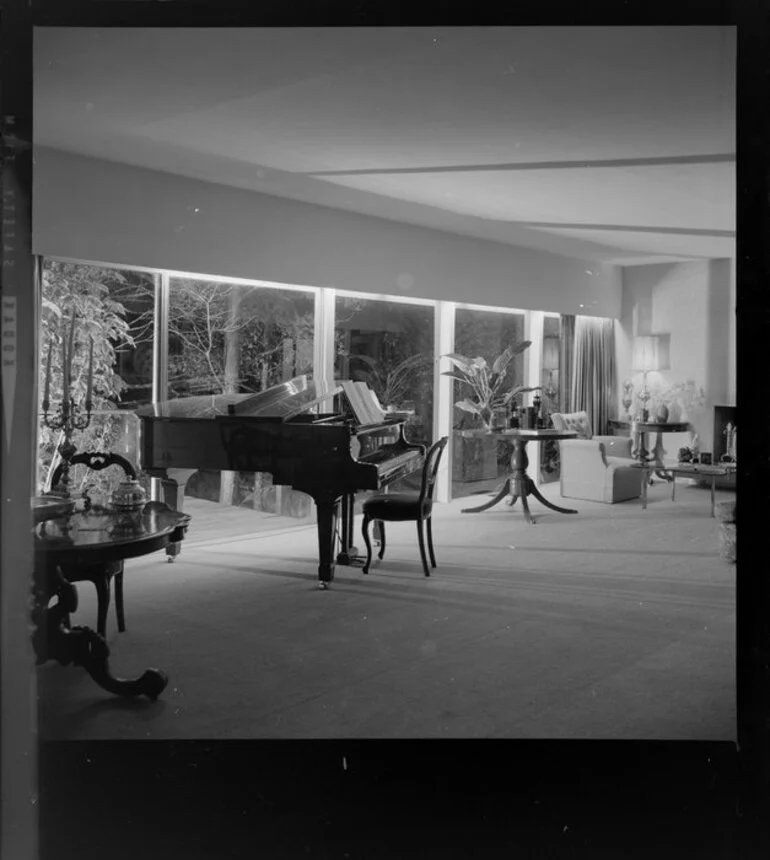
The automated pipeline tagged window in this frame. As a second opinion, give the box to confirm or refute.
[452,305,527,495]
[334,293,435,447]
[38,260,154,496]
[167,276,316,513]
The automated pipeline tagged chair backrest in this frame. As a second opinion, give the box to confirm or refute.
[550,411,593,439]
[49,451,137,494]
[418,436,449,505]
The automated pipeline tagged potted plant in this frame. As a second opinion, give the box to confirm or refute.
[442,340,539,482]
[652,379,706,423]
[443,340,539,431]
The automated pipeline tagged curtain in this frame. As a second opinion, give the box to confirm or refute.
[558,315,575,413]
[570,316,616,435]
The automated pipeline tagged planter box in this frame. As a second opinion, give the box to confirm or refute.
[453,430,505,483]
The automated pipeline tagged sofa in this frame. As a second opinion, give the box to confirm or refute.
[550,411,646,504]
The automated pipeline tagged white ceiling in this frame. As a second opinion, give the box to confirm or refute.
[33,26,736,266]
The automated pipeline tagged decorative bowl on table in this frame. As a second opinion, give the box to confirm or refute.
[108,480,148,535]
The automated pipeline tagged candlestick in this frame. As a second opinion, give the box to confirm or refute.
[65,311,76,399]
[61,329,68,399]
[43,338,53,406]
[85,336,94,406]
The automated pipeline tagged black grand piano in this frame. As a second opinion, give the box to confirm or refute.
[136,376,425,587]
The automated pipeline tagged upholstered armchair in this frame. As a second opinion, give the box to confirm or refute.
[550,411,645,504]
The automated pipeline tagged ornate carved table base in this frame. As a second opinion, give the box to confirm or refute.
[34,566,168,698]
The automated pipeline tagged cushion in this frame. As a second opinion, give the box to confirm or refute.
[363,492,433,522]
[553,411,593,439]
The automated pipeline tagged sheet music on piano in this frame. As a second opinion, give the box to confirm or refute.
[340,381,379,425]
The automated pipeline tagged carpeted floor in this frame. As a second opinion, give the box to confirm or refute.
[38,477,736,740]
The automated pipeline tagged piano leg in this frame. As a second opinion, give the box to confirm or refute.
[336,493,360,565]
[156,468,198,561]
[314,495,341,588]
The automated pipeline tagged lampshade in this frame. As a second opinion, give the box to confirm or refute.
[631,336,661,372]
[542,339,560,371]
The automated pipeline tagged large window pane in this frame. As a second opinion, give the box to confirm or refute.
[539,314,562,483]
[334,295,435,446]
[38,260,154,498]
[452,306,527,496]
[334,294,434,495]
[167,277,315,515]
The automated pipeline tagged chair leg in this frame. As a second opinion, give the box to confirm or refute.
[93,576,111,638]
[426,516,437,568]
[377,520,386,560]
[416,519,431,577]
[361,514,373,574]
[114,567,126,633]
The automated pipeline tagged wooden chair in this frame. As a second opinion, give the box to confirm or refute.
[361,436,448,577]
[49,451,138,637]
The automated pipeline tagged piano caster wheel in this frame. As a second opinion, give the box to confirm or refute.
[167,557,176,563]
[317,581,329,590]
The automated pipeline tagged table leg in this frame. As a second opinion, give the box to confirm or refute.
[710,476,716,516]
[632,430,650,465]
[461,478,512,513]
[525,477,578,516]
[36,566,168,698]
[651,432,673,481]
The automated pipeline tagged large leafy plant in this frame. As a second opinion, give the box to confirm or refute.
[39,262,137,491]
[442,340,539,431]
[348,352,432,409]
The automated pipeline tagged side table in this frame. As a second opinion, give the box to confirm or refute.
[33,499,190,697]
[664,462,736,516]
[609,419,691,480]
[461,428,579,523]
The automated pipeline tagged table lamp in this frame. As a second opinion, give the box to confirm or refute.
[542,338,560,403]
[631,335,660,421]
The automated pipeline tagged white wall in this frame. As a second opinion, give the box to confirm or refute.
[33,147,620,318]
[617,260,736,454]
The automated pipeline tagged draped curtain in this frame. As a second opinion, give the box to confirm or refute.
[570,316,616,435]
[558,315,575,413]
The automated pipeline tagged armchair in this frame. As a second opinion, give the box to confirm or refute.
[550,411,645,504]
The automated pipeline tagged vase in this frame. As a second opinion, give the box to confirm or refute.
[655,404,669,423]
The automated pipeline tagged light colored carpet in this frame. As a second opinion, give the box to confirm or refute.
[38,477,736,740]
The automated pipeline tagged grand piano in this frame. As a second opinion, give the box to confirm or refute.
[136,376,425,587]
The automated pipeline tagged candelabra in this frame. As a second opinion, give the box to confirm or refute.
[42,316,94,499]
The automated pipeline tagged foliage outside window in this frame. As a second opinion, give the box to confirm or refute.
[334,295,435,446]
[167,277,316,512]
[38,261,154,495]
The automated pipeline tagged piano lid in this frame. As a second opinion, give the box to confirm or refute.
[136,375,338,420]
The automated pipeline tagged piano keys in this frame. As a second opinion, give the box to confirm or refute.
[136,375,425,586]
